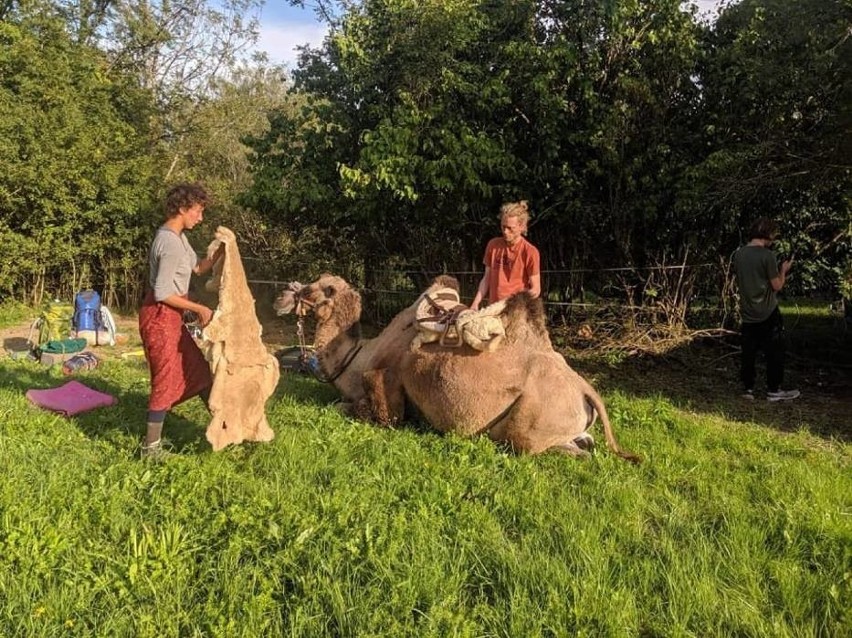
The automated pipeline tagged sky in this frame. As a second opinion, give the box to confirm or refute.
[254,2,330,68]
[254,1,726,69]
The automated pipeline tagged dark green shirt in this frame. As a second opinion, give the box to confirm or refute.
[733,244,779,323]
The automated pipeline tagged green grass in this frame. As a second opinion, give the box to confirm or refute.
[0,299,849,636]
[0,300,34,328]
[0,352,849,637]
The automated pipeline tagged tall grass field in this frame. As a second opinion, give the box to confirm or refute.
[0,303,849,637]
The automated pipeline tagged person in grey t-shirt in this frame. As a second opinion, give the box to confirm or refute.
[138,183,225,458]
[732,217,799,402]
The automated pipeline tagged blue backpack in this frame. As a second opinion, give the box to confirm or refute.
[74,290,103,333]
[73,290,118,346]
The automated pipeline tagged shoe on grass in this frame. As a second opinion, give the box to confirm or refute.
[741,389,755,400]
[140,439,172,461]
[766,389,800,402]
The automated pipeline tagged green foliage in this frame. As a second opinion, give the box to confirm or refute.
[0,0,848,311]
[695,0,851,291]
[243,0,848,303]
[839,260,852,301]
[245,0,707,273]
[0,357,849,635]
[0,4,157,303]
[0,300,33,328]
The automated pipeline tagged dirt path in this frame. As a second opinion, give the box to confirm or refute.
[1,313,300,363]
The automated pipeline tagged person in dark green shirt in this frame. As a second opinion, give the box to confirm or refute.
[732,217,800,402]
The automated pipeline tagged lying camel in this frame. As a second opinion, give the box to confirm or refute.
[275,274,639,462]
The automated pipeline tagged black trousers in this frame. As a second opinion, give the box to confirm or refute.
[740,307,785,392]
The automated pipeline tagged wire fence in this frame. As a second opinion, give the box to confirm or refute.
[186,253,850,359]
[219,258,737,330]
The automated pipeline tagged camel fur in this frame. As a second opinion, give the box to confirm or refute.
[202,226,279,451]
[275,275,639,461]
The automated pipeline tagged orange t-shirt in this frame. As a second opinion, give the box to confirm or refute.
[482,236,540,303]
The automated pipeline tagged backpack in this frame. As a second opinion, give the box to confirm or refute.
[31,300,75,346]
[74,290,102,332]
[73,290,116,346]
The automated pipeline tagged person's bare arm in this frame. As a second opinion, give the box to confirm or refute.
[159,295,214,327]
[471,267,492,311]
[527,273,541,299]
[770,259,793,292]
[193,243,225,276]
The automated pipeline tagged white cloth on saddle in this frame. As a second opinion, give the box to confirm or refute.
[456,301,506,352]
[201,226,279,451]
[413,288,505,352]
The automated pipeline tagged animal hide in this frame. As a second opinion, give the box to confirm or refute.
[201,226,279,451]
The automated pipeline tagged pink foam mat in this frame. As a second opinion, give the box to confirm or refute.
[26,381,117,416]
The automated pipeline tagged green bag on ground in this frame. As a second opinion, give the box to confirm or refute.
[39,338,88,355]
[36,301,74,345]
[40,338,87,355]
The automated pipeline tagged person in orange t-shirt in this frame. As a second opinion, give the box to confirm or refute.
[470,201,541,311]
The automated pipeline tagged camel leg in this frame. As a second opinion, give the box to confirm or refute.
[334,401,357,417]
[359,368,404,427]
[573,432,595,451]
[549,441,592,459]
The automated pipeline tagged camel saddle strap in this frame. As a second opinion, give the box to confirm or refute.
[414,289,507,352]
[415,289,466,347]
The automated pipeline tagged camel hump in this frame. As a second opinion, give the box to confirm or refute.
[431,274,460,291]
[502,292,548,340]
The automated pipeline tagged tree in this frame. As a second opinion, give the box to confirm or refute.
[0,2,157,304]
[695,0,851,292]
[245,0,705,280]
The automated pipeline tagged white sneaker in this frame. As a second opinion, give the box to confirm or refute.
[766,389,800,402]
[741,389,755,400]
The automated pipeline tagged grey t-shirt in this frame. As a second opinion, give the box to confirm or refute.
[733,244,779,323]
[148,227,198,302]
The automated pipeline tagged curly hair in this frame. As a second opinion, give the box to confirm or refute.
[747,217,780,241]
[164,182,210,219]
[499,200,530,226]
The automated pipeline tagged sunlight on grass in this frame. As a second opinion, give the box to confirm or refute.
[0,356,849,636]
[0,300,35,328]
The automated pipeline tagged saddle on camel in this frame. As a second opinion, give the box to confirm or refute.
[411,287,506,352]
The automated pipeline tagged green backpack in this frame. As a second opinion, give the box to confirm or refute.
[34,300,74,345]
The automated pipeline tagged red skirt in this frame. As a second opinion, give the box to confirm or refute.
[139,290,212,412]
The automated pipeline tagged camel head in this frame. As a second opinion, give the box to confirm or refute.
[274,274,363,348]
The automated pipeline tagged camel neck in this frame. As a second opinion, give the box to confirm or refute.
[315,320,361,351]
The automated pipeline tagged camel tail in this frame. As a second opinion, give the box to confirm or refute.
[581,380,642,464]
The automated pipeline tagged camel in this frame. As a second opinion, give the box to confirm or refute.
[274,274,639,462]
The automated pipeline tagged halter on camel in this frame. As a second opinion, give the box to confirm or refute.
[288,282,363,384]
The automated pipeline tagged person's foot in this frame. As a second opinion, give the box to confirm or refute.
[140,439,172,461]
[766,389,801,402]
[741,389,755,400]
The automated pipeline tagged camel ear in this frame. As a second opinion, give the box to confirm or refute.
[324,285,337,298]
